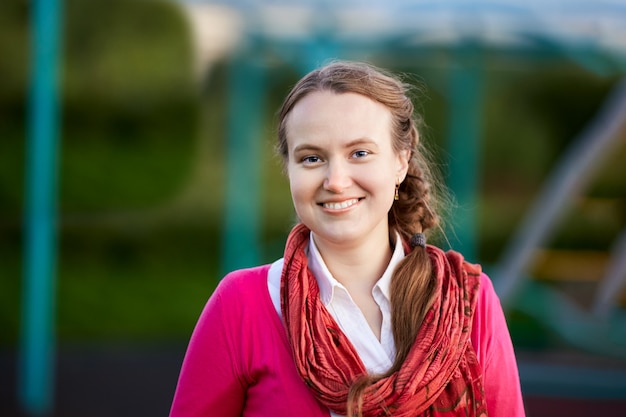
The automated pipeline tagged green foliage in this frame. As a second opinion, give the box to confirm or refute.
[61,0,198,210]
[0,0,204,344]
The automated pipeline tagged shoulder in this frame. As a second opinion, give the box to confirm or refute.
[215,264,272,297]
[203,264,273,321]
[470,271,511,363]
[474,272,503,324]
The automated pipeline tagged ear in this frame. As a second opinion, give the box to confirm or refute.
[396,149,410,182]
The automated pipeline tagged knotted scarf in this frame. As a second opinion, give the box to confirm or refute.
[280,223,487,416]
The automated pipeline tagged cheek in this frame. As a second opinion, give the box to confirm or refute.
[287,175,315,220]
[357,166,395,195]
[287,170,312,202]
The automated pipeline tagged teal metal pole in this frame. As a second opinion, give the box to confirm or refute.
[221,57,266,275]
[446,52,483,262]
[19,0,62,415]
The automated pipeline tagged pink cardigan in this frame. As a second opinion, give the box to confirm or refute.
[170,265,525,416]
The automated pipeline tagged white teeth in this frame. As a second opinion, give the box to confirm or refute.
[323,199,358,210]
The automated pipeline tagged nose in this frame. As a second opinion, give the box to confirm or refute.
[323,160,352,193]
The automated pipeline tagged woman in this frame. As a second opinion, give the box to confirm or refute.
[170,61,525,416]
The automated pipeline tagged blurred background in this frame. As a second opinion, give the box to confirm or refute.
[1,0,626,416]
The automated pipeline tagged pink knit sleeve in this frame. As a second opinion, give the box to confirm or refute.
[471,273,526,417]
[169,275,246,417]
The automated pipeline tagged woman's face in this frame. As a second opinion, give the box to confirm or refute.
[285,90,409,249]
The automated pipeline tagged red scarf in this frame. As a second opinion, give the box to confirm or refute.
[280,223,487,416]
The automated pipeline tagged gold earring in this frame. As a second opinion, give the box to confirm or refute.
[394,180,400,201]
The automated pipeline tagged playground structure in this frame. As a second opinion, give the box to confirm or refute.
[18,0,626,415]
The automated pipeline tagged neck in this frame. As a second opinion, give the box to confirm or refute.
[312,228,394,291]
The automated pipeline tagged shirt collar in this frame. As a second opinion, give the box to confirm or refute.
[308,232,406,305]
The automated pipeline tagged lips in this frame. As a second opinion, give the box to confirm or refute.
[321,198,360,210]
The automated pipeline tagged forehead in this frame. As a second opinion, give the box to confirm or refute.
[285,91,393,150]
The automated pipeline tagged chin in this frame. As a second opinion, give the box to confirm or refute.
[312,226,362,245]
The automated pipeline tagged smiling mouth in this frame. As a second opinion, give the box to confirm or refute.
[321,198,361,210]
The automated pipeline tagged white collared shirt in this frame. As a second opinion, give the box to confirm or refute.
[267,233,405,376]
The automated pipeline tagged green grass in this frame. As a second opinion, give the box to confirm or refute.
[56,254,218,341]
[1,253,220,345]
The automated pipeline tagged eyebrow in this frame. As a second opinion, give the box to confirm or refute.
[292,138,379,154]
[292,143,323,155]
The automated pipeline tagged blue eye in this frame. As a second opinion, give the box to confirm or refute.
[302,155,321,164]
[352,150,370,158]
